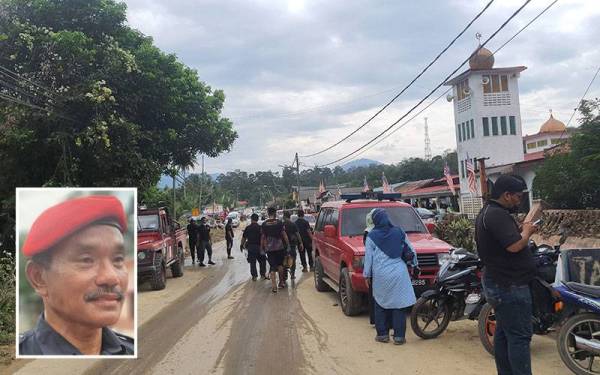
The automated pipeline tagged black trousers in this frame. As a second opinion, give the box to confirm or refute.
[247,244,266,277]
[189,240,198,262]
[226,237,233,256]
[199,240,212,263]
[298,242,314,268]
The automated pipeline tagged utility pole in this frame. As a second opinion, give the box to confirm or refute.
[199,155,204,215]
[295,152,301,207]
[171,168,177,221]
[477,157,490,199]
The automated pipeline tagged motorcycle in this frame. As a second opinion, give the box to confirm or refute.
[554,248,600,375]
[410,248,484,339]
[477,239,563,355]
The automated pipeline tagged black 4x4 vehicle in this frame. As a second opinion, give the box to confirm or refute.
[313,193,453,316]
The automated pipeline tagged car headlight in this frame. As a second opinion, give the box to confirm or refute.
[437,252,451,266]
[137,251,146,260]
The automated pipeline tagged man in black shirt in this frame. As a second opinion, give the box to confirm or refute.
[197,217,215,266]
[475,174,538,375]
[241,214,267,280]
[283,211,304,280]
[295,210,314,272]
[225,218,234,259]
[187,218,199,264]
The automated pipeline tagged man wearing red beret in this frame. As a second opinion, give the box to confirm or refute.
[19,195,134,356]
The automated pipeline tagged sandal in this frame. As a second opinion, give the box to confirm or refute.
[272,287,278,293]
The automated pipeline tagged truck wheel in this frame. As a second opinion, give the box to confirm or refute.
[171,246,184,278]
[339,267,362,316]
[150,253,167,290]
[314,256,332,292]
[478,303,495,356]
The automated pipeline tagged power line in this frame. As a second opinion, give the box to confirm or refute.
[340,0,559,165]
[299,0,496,158]
[314,0,534,168]
[0,65,56,101]
[561,64,600,138]
[0,91,78,123]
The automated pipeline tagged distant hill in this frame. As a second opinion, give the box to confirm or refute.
[341,158,383,171]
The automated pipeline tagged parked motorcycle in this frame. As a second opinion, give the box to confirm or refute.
[554,248,600,375]
[477,240,563,355]
[410,248,484,339]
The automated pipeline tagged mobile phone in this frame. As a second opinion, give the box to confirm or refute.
[533,218,544,226]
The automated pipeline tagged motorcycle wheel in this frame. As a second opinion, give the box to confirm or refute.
[558,313,600,375]
[477,303,495,356]
[410,295,452,339]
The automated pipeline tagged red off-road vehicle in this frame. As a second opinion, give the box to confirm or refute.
[313,193,453,316]
[137,207,187,290]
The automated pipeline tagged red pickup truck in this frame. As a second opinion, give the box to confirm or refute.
[313,194,452,316]
[137,207,187,290]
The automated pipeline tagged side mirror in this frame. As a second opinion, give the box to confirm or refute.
[425,222,435,233]
[324,224,337,238]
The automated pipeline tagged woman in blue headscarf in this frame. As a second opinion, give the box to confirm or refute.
[363,208,417,345]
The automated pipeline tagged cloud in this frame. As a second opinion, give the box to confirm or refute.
[122,0,600,174]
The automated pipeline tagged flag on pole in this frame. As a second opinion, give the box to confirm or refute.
[382,173,392,193]
[465,155,478,195]
[362,176,370,193]
[443,162,456,195]
[319,180,325,194]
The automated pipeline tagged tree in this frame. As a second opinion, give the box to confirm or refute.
[533,99,600,208]
[0,0,237,251]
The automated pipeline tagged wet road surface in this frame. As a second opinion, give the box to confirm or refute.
[86,234,314,375]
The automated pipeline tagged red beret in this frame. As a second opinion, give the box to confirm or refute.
[23,195,127,257]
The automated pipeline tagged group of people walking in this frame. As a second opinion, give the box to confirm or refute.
[240,208,315,292]
[186,216,217,267]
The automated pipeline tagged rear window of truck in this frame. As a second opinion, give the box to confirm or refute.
[340,206,426,237]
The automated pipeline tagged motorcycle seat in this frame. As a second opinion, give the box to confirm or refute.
[566,282,600,298]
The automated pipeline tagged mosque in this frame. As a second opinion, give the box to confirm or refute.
[445,41,570,217]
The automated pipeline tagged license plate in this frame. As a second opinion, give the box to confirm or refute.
[411,279,426,286]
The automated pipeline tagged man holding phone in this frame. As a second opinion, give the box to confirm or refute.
[475,174,539,375]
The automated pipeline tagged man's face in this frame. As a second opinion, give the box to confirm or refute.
[506,191,524,209]
[41,225,128,329]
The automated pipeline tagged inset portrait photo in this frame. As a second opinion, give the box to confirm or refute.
[16,188,137,358]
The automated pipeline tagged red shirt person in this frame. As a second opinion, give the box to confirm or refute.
[19,195,134,356]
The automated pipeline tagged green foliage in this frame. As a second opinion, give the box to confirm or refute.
[0,0,237,244]
[434,215,475,252]
[0,251,15,344]
[533,99,600,208]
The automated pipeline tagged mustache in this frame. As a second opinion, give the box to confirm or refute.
[83,286,124,302]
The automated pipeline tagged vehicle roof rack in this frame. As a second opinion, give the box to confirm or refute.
[340,192,402,203]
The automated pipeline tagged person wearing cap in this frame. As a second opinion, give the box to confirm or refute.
[476,174,538,375]
[19,195,134,356]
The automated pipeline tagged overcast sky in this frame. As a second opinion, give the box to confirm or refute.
[122,0,600,175]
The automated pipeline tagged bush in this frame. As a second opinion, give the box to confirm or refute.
[0,251,15,344]
[434,214,476,252]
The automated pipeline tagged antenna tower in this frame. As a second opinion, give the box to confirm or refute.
[424,117,432,160]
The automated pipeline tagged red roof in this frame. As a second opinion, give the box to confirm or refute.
[523,151,545,162]
[403,184,459,197]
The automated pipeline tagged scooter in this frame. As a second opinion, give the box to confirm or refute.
[554,248,600,375]
[410,248,484,339]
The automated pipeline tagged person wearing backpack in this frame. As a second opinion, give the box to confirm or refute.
[261,207,289,293]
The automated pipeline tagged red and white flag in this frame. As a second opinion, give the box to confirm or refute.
[382,173,392,193]
[466,155,478,195]
[443,163,456,196]
[362,176,370,193]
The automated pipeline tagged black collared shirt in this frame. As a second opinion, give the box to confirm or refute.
[475,200,535,286]
[19,314,134,355]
